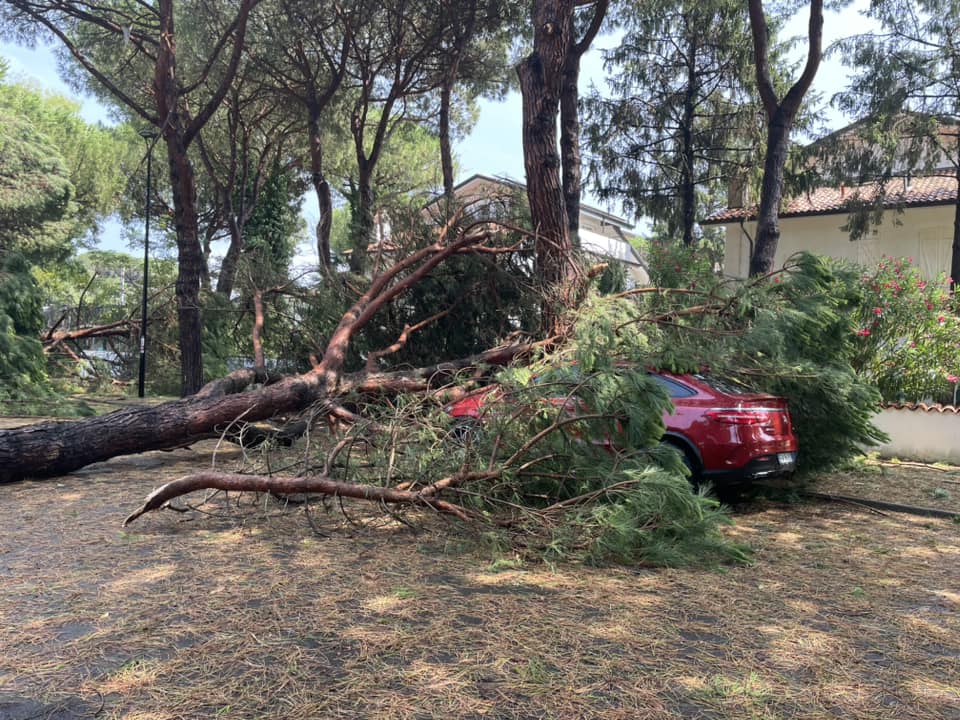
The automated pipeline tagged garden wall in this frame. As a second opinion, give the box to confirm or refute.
[872,404,960,464]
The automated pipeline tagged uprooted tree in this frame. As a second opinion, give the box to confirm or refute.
[0,214,885,564]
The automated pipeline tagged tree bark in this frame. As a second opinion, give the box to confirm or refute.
[349,159,376,275]
[680,39,697,247]
[560,48,582,240]
[519,0,609,332]
[215,195,244,297]
[749,116,792,276]
[308,111,334,269]
[747,0,823,276]
[160,100,206,396]
[518,0,578,330]
[122,470,482,525]
[439,68,459,204]
[560,0,607,242]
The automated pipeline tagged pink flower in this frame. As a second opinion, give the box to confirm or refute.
[947,374,959,384]
[774,276,782,284]
[939,316,947,324]
[917,280,927,290]
[873,307,883,316]
[926,302,934,310]
[856,328,871,337]
[909,341,916,348]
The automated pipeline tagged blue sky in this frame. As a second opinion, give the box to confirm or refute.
[1,0,872,256]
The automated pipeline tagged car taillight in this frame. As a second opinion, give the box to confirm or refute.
[705,408,786,431]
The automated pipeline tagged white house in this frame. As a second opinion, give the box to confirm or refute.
[706,174,957,279]
[705,114,958,279]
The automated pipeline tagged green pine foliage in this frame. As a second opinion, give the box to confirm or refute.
[341,296,751,568]
[0,252,92,415]
[638,252,886,473]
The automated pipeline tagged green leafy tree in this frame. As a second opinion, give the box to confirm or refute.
[0,105,71,259]
[340,0,448,274]
[2,0,263,395]
[247,0,357,269]
[0,252,49,402]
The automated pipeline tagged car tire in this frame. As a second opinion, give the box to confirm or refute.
[660,440,700,485]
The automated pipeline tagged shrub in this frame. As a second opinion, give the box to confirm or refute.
[849,256,959,405]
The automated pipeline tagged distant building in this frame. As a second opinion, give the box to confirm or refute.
[429,174,650,287]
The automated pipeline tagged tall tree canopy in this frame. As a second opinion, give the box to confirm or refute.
[584,0,759,247]
[1,0,263,395]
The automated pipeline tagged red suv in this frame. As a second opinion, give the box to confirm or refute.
[445,371,798,484]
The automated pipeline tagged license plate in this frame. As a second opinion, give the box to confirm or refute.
[778,452,796,467]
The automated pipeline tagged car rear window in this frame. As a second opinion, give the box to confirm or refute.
[651,375,697,398]
[693,374,758,396]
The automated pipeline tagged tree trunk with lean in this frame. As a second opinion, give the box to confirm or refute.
[747,0,823,276]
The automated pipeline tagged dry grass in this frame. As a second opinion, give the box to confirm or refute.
[815,457,960,514]
[0,419,958,719]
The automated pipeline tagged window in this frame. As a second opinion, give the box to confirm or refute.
[651,375,697,398]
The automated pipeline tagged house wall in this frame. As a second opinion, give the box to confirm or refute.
[871,407,960,464]
[580,229,650,287]
[721,204,955,278]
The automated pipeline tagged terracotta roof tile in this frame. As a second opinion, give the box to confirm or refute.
[704,174,957,224]
[882,401,960,415]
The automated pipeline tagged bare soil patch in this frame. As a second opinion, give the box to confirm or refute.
[1,421,957,719]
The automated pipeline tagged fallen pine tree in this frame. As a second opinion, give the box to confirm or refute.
[0,246,889,566]
[0,222,555,483]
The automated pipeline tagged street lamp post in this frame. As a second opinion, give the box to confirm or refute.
[138,129,159,398]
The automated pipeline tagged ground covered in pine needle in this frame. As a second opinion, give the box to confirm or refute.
[0,420,958,719]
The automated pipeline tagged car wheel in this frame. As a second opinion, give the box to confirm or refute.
[660,440,699,485]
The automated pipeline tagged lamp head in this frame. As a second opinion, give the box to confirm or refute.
[139,128,160,140]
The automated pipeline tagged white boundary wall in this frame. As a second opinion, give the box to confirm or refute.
[871,407,960,464]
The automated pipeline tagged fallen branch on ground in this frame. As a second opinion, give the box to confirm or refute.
[121,469,502,526]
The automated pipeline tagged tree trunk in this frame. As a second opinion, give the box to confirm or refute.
[349,160,375,275]
[215,199,243,297]
[680,43,697,247]
[155,0,204,396]
[0,340,543,484]
[440,70,459,205]
[560,44,581,240]
[518,0,578,331]
[251,289,266,369]
[749,114,792,276]
[165,132,206,396]
[747,0,822,276]
[308,112,333,269]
